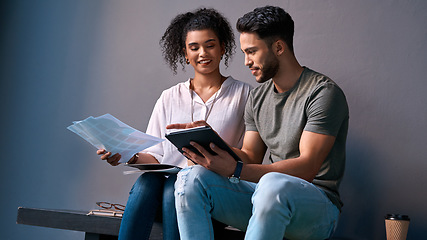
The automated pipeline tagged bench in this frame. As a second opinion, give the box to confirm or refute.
[16,207,162,240]
[16,207,245,240]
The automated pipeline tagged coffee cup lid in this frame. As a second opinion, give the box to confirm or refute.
[385,214,410,221]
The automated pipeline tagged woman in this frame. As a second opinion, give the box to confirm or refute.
[98,8,252,240]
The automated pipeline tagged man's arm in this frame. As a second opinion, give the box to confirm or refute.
[240,130,335,183]
[233,130,267,164]
[185,130,335,183]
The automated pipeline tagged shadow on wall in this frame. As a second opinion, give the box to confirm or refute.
[332,134,383,240]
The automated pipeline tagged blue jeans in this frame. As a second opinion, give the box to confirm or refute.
[119,172,179,240]
[174,165,339,240]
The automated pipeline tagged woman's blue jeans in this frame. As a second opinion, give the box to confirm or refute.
[119,172,179,240]
[174,165,340,240]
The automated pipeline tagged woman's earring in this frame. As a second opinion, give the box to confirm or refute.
[186,59,190,64]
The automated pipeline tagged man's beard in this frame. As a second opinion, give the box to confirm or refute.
[257,52,279,83]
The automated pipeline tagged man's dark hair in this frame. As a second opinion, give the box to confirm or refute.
[160,8,235,74]
[236,6,294,52]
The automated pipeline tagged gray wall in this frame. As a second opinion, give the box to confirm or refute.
[1,0,426,239]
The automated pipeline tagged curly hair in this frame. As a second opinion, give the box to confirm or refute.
[160,8,235,74]
[236,6,294,52]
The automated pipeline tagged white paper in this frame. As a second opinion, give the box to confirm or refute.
[67,114,164,163]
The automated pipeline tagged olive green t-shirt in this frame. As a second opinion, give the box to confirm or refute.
[245,67,349,210]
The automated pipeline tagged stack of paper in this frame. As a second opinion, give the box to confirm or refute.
[87,209,123,218]
[67,114,164,163]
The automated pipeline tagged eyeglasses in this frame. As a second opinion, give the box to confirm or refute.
[96,202,125,211]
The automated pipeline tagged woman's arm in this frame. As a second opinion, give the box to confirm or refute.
[97,149,159,166]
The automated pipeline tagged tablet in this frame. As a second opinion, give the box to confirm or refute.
[165,125,241,161]
[125,163,181,174]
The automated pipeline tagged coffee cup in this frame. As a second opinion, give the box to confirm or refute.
[385,214,410,240]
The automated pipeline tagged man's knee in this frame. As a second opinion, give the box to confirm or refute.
[257,172,301,193]
[253,172,303,211]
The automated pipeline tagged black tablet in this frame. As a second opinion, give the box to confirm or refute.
[125,163,181,173]
[165,125,241,161]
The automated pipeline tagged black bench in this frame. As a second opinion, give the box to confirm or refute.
[16,207,162,240]
[16,207,245,240]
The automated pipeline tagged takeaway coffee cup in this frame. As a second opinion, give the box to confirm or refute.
[385,214,410,240]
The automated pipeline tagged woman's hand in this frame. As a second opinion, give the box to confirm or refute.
[97,149,121,166]
[166,120,209,130]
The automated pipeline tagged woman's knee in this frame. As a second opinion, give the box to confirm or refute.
[130,172,164,194]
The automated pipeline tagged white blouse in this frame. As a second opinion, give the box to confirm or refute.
[142,76,252,168]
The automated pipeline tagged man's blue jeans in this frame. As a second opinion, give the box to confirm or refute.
[174,165,339,240]
[119,172,179,240]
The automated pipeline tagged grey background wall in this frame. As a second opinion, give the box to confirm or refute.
[1,0,426,239]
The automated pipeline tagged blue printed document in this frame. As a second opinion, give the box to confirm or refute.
[67,114,164,163]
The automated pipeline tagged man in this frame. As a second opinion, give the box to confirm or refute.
[167,6,349,240]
